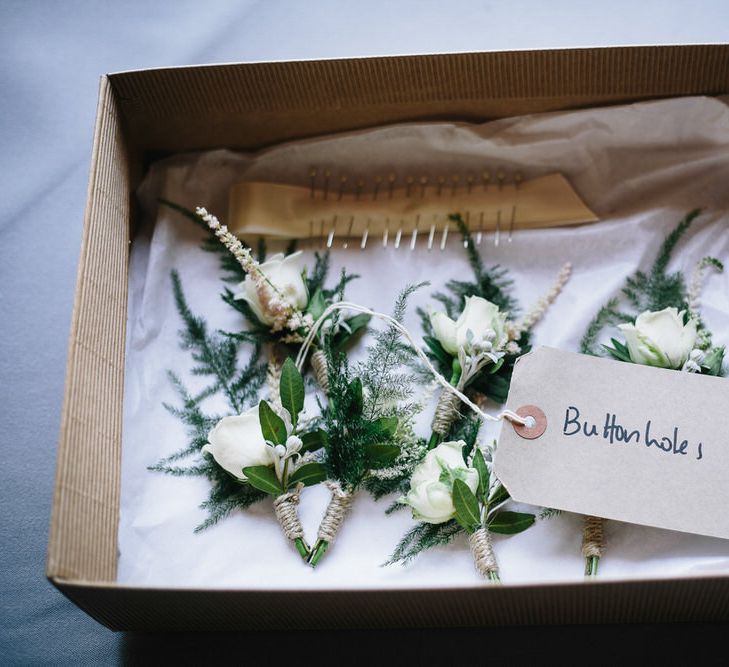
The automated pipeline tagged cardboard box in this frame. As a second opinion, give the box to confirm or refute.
[48,45,729,630]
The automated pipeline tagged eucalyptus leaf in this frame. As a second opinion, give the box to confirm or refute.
[452,478,481,534]
[364,443,401,468]
[279,357,304,427]
[242,465,282,496]
[288,462,327,487]
[472,449,489,501]
[488,510,535,535]
[259,400,287,445]
[300,428,328,453]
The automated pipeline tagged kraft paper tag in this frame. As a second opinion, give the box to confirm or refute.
[494,346,729,540]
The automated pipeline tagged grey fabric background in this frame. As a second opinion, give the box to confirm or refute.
[2,1,729,664]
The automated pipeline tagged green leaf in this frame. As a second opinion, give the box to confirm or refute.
[300,428,327,453]
[259,400,287,445]
[469,372,510,404]
[288,462,327,487]
[423,335,452,365]
[488,357,505,374]
[488,511,535,535]
[348,377,364,416]
[279,358,304,427]
[364,444,401,468]
[306,288,327,321]
[602,338,632,363]
[371,416,398,438]
[488,482,510,508]
[702,346,725,376]
[242,465,282,496]
[345,313,371,335]
[472,449,489,501]
[332,313,371,351]
[452,478,481,534]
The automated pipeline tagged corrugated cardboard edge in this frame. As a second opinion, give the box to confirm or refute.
[47,75,130,583]
[50,576,729,631]
[48,46,729,630]
[109,45,729,151]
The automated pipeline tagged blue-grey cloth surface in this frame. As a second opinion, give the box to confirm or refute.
[2,1,729,664]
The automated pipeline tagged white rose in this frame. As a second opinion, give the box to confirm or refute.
[430,296,507,356]
[618,307,697,369]
[202,406,274,480]
[403,441,480,524]
[234,251,308,325]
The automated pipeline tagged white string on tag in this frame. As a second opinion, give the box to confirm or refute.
[295,301,528,428]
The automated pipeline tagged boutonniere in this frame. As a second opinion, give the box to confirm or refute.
[150,201,365,558]
[580,209,725,575]
[202,358,327,559]
[305,285,426,566]
[160,200,368,392]
[363,217,572,506]
[388,418,535,581]
[421,215,571,447]
[382,216,570,580]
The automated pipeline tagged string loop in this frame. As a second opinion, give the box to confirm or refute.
[295,301,527,428]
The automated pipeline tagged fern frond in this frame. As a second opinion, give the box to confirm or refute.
[385,520,463,565]
[584,210,703,358]
[150,273,268,530]
[306,251,330,295]
[358,283,426,420]
[652,208,700,278]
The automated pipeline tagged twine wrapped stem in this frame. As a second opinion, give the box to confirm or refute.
[582,515,605,576]
[310,348,330,394]
[273,489,310,560]
[308,481,354,566]
[431,388,462,439]
[469,527,500,582]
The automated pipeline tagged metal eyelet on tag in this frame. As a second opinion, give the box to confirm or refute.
[512,405,547,440]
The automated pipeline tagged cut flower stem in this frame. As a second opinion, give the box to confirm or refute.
[294,537,311,561]
[308,538,329,567]
[585,555,600,577]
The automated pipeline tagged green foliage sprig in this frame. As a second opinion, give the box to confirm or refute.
[581,209,700,357]
[242,358,328,500]
[581,209,725,375]
[149,271,268,531]
[418,215,529,404]
[578,209,725,576]
[158,199,367,351]
[307,286,426,566]
[387,420,534,572]
[358,284,430,499]
[319,345,403,492]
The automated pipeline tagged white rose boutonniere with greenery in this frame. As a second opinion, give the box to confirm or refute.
[581,209,725,576]
[391,433,535,582]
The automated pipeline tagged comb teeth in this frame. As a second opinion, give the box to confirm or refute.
[227,169,598,251]
[300,167,525,250]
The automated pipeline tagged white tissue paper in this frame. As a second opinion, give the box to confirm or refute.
[119,96,729,589]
